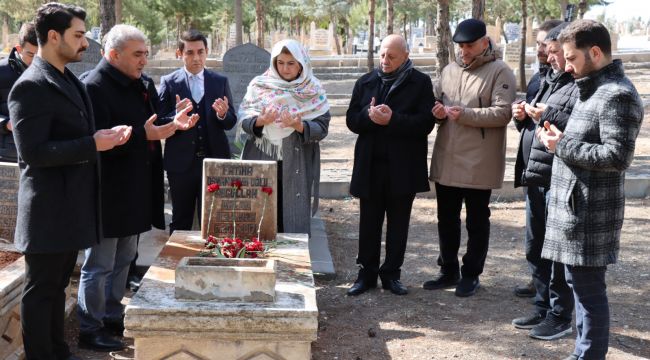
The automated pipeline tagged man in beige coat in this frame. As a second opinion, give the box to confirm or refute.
[423,19,516,297]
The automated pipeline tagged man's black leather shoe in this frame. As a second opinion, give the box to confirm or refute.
[78,330,125,352]
[382,279,408,295]
[347,278,377,296]
[455,276,480,297]
[422,272,460,290]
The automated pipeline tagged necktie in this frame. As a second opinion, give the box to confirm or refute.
[190,75,202,103]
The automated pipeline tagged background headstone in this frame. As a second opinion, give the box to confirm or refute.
[0,163,19,243]
[222,43,271,154]
[66,37,102,77]
[201,159,277,241]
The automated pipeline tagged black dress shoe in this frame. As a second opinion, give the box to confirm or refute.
[103,317,125,337]
[422,272,460,290]
[78,330,125,352]
[455,276,480,297]
[347,278,377,296]
[514,279,536,298]
[382,279,408,295]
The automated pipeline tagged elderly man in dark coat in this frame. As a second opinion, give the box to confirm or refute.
[8,3,130,359]
[346,34,435,296]
[539,20,644,360]
[77,24,197,351]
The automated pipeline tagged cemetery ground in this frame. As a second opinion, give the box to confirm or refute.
[61,107,650,359]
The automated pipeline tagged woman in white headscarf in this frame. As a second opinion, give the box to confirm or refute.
[237,39,330,235]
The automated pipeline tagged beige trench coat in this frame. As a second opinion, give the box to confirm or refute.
[430,45,516,190]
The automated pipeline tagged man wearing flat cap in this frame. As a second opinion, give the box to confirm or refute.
[423,19,516,297]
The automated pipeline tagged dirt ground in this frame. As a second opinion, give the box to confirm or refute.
[313,198,650,360]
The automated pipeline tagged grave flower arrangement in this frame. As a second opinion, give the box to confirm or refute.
[200,180,273,258]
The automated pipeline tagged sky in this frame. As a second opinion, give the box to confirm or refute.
[585,0,650,22]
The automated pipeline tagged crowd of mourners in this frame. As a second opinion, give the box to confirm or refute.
[0,2,643,360]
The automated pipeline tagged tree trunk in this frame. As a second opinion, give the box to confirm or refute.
[436,0,453,76]
[256,0,264,47]
[367,0,376,72]
[519,0,527,92]
[235,0,243,45]
[332,15,342,55]
[386,0,394,35]
[578,0,587,19]
[115,0,122,24]
[472,0,485,21]
[402,14,407,39]
[345,20,353,54]
[99,0,116,40]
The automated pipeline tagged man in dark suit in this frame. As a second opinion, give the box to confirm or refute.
[76,24,197,352]
[0,22,37,163]
[158,29,237,233]
[8,3,130,359]
[346,34,435,296]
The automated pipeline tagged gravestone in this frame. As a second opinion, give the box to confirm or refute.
[223,43,271,109]
[222,43,271,154]
[201,159,277,241]
[66,37,102,77]
[0,163,19,243]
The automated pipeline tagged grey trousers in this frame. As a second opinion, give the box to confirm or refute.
[77,235,137,333]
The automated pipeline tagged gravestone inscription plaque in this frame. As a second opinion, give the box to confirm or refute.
[0,163,19,242]
[202,159,277,241]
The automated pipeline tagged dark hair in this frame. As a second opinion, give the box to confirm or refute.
[558,19,611,57]
[34,2,86,46]
[178,29,207,52]
[19,22,37,47]
[538,19,564,32]
[545,22,569,42]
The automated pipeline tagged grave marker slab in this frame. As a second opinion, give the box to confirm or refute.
[201,159,277,241]
[0,163,18,243]
[223,43,271,109]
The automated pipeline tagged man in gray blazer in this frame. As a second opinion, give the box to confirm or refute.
[539,20,644,360]
[8,3,130,359]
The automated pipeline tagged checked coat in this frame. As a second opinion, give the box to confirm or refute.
[542,60,644,267]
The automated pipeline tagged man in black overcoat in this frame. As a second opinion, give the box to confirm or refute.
[346,34,435,296]
[8,3,130,359]
[77,24,197,351]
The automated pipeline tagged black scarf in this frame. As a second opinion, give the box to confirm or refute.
[377,58,413,100]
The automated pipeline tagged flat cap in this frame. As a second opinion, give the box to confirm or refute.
[453,18,487,43]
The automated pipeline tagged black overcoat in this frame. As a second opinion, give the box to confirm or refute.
[346,68,435,199]
[83,59,165,238]
[8,56,100,253]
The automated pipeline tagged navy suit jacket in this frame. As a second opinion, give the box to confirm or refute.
[158,68,237,172]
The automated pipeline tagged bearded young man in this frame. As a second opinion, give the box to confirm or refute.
[8,3,131,358]
[539,19,644,360]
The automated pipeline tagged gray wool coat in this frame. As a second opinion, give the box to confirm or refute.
[240,112,330,235]
[542,60,644,267]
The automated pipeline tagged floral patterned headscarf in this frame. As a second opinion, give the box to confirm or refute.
[237,39,329,159]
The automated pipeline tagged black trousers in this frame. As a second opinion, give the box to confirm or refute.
[167,156,203,234]
[22,251,77,360]
[357,161,415,282]
[525,186,574,319]
[435,182,491,278]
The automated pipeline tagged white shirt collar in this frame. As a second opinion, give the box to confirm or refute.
[183,67,204,80]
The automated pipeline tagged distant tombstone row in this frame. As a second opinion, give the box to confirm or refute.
[0,163,19,243]
[201,159,277,242]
